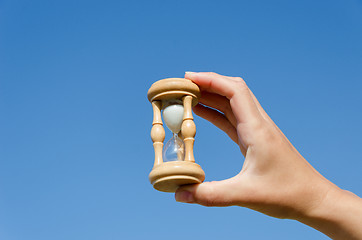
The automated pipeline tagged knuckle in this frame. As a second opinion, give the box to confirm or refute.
[253,122,280,146]
[233,77,245,83]
[230,78,248,92]
[250,119,266,133]
[207,72,217,75]
[205,72,219,77]
[196,182,220,207]
[235,78,247,88]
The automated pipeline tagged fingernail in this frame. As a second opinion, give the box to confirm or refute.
[175,190,194,203]
[185,71,196,75]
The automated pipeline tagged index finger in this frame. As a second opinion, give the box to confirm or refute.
[185,72,261,124]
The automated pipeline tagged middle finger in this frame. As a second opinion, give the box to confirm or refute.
[199,91,237,128]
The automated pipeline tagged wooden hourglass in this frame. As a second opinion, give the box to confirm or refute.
[147,78,205,192]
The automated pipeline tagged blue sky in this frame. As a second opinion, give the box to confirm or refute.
[0,0,362,239]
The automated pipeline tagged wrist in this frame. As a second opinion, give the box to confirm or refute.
[298,184,362,239]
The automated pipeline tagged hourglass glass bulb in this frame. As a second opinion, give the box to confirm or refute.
[162,104,184,133]
[163,133,185,162]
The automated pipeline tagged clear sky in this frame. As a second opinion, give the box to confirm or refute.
[1,0,362,239]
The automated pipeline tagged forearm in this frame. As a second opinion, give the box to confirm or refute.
[298,187,362,240]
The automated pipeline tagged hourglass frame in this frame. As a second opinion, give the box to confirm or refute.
[147,78,205,192]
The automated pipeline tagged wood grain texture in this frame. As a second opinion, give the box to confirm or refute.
[148,78,205,192]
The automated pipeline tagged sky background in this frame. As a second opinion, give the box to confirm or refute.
[1,0,362,239]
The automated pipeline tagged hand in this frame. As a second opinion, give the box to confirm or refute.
[175,72,362,240]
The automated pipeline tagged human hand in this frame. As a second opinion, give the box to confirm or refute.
[175,72,362,239]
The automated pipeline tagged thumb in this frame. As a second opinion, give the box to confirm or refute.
[175,178,239,207]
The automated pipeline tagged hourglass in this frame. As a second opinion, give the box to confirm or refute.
[147,78,205,192]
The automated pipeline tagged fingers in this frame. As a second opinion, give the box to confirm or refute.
[175,178,240,207]
[247,88,272,123]
[193,104,240,146]
[193,104,247,155]
[185,72,236,98]
[198,91,237,128]
[246,87,295,149]
[185,72,261,124]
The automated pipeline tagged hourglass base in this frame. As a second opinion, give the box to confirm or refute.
[149,161,205,193]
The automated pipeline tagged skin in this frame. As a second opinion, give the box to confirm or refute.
[175,72,362,240]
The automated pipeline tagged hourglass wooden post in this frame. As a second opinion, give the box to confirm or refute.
[181,95,196,163]
[147,78,205,193]
[151,101,165,167]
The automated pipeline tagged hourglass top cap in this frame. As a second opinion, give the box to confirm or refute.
[147,78,201,105]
